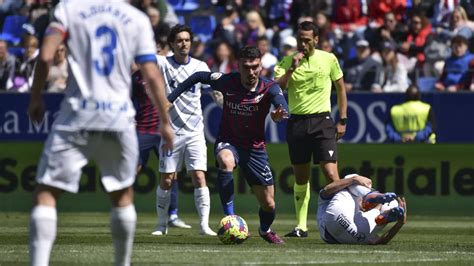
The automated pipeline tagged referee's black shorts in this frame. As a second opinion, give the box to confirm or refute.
[286,112,338,165]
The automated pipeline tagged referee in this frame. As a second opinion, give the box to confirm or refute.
[274,21,348,238]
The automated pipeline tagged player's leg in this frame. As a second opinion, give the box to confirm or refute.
[242,149,284,244]
[108,187,136,266]
[136,133,154,174]
[185,134,215,235]
[30,185,62,266]
[94,130,138,266]
[30,130,88,265]
[168,178,192,229]
[155,135,183,235]
[153,172,175,235]
[189,170,216,235]
[215,142,238,215]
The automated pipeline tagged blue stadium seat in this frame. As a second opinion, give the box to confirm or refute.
[417,77,438,92]
[169,0,200,13]
[189,15,216,43]
[0,15,28,45]
[8,46,24,57]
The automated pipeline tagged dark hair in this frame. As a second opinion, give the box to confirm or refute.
[297,21,319,37]
[167,24,194,45]
[237,45,262,59]
[451,35,469,46]
[406,85,421,101]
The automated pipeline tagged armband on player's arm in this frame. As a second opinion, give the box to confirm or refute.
[167,71,212,102]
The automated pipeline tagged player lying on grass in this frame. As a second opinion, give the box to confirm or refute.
[167,45,289,244]
[317,174,407,245]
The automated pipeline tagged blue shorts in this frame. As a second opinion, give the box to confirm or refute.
[215,142,274,186]
[138,133,161,167]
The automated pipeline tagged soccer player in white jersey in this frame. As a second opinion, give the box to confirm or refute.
[27,1,173,265]
[317,174,407,245]
[152,25,217,236]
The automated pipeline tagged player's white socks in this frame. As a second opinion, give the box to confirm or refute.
[156,186,171,230]
[194,186,211,229]
[110,204,136,266]
[29,205,57,266]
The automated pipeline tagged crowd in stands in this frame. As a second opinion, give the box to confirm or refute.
[0,0,473,93]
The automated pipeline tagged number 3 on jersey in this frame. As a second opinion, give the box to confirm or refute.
[93,25,117,76]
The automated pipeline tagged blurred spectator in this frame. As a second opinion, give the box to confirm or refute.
[289,0,331,28]
[368,0,407,27]
[8,35,38,92]
[190,36,207,61]
[315,12,340,55]
[235,10,267,47]
[0,39,15,91]
[280,35,297,57]
[147,6,170,42]
[435,35,474,91]
[366,12,407,51]
[386,85,436,143]
[375,41,410,93]
[157,38,171,56]
[331,0,368,34]
[436,6,474,41]
[400,12,432,70]
[212,2,240,47]
[409,0,437,19]
[432,0,460,27]
[257,36,278,78]
[343,39,383,92]
[46,43,67,93]
[206,40,238,73]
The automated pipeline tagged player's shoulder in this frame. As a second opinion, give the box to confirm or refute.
[189,57,210,71]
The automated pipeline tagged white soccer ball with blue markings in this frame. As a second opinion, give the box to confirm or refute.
[217,215,249,244]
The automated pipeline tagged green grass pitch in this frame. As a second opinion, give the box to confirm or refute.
[1,212,473,265]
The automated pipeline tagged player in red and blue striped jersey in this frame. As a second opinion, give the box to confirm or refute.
[131,70,191,229]
[168,46,288,244]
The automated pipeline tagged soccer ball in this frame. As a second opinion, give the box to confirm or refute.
[217,215,249,244]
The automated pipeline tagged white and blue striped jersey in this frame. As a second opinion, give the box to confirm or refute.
[48,0,157,131]
[156,55,210,135]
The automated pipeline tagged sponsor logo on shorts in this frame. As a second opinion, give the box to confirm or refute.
[328,150,334,157]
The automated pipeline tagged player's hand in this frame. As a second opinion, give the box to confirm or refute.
[352,175,372,188]
[336,123,346,141]
[270,105,289,122]
[160,123,174,153]
[397,197,407,224]
[28,95,45,124]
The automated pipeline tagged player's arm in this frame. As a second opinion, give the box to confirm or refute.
[140,62,174,151]
[167,71,220,102]
[268,84,289,122]
[334,77,348,140]
[28,26,64,123]
[370,197,407,245]
[320,175,372,199]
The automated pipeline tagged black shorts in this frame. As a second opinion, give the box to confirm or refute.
[286,113,337,165]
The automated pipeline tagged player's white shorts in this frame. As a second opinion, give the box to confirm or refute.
[159,131,207,173]
[36,128,138,193]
